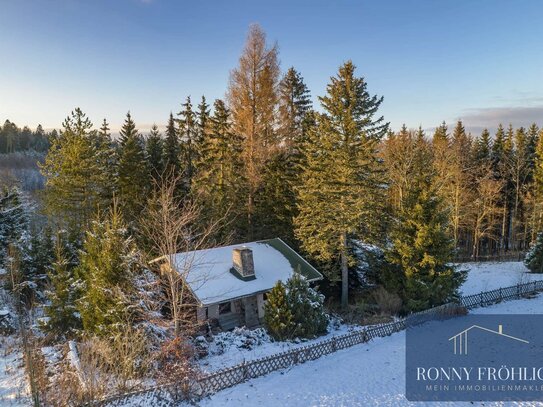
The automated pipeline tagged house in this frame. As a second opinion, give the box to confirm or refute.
[156,238,323,330]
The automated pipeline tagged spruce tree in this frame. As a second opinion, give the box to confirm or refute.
[197,95,210,148]
[116,112,150,226]
[285,273,328,338]
[40,108,111,235]
[277,67,312,150]
[264,281,294,341]
[295,61,388,308]
[43,235,81,337]
[0,186,29,268]
[525,232,543,273]
[533,129,543,234]
[146,123,164,180]
[385,136,465,312]
[257,67,312,243]
[193,99,245,240]
[163,112,181,177]
[76,204,141,336]
[177,96,198,193]
[24,226,55,297]
[473,129,492,164]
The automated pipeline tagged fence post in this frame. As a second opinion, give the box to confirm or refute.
[243,361,249,380]
[499,287,502,302]
[480,293,484,307]
[517,283,520,298]
[331,337,337,352]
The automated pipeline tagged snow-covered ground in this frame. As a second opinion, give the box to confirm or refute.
[200,293,543,407]
[459,261,542,295]
[0,337,29,406]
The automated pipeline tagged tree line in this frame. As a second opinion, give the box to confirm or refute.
[0,121,52,153]
[2,24,543,331]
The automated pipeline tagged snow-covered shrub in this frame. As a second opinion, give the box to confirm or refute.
[0,308,16,335]
[525,233,543,273]
[207,327,271,355]
[265,274,328,341]
[286,273,328,338]
[264,281,294,341]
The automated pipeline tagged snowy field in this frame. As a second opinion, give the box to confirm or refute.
[200,293,543,407]
[459,261,542,295]
[0,337,29,406]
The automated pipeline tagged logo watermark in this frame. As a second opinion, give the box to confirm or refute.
[406,314,543,401]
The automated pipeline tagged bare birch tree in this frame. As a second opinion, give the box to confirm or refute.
[142,173,223,336]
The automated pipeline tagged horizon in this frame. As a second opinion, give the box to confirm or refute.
[2,0,543,135]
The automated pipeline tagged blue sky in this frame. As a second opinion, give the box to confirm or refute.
[1,0,542,134]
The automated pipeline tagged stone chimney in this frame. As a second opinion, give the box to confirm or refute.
[233,247,255,278]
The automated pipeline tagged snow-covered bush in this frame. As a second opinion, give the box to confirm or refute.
[207,327,271,356]
[286,273,328,338]
[0,308,16,335]
[264,281,294,341]
[265,274,328,341]
[525,232,543,273]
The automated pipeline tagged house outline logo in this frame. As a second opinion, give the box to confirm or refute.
[448,324,529,355]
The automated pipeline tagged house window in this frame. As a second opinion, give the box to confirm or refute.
[219,302,232,315]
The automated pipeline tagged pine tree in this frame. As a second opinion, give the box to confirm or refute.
[385,136,465,312]
[40,108,111,235]
[264,281,294,341]
[76,204,142,336]
[227,24,280,239]
[295,61,388,308]
[146,124,164,180]
[43,235,81,337]
[117,112,150,226]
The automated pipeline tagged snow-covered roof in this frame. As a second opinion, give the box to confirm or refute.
[167,238,323,306]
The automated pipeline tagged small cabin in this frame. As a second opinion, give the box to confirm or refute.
[158,238,323,330]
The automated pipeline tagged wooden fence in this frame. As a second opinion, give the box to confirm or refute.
[460,280,543,309]
[454,251,526,263]
[89,280,543,407]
